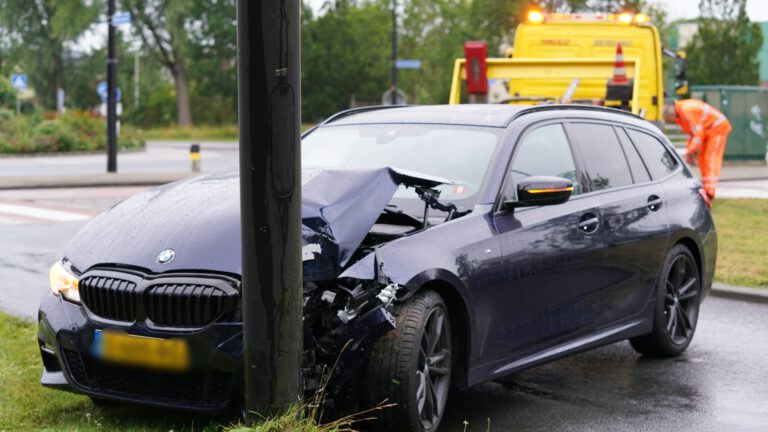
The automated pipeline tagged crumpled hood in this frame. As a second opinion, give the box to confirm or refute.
[65,167,449,281]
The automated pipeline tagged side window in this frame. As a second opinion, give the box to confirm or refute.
[567,123,633,191]
[509,123,581,196]
[627,129,678,180]
[615,127,652,183]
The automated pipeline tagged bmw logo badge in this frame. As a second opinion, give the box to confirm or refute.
[156,249,176,264]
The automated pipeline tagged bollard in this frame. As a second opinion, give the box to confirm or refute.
[190,143,201,172]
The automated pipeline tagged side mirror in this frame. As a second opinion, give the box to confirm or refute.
[503,176,573,209]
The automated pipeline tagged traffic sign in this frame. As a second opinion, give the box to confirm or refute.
[97,81,122,102]
[382,88,407,105]
[112,12,131,26]
[10,74,27,90]
[395,59,422,70]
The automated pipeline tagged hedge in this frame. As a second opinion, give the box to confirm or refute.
[0,110,144,154]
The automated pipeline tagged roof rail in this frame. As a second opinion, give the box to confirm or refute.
[509,104,643,125]
[320,105,408,126]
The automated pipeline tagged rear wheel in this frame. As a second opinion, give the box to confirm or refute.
[630,244,701,357]
[361,290,452,432]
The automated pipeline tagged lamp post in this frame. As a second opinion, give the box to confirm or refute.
[236,0,303,420]
[106,0,118,173]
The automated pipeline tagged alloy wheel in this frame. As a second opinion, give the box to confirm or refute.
[663,254,700,345]
[416,307,451,430]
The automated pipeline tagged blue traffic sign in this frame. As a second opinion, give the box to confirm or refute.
[97,81,122,102]
[112,12,131,26]
[10,74,27,90]
[396,59,422,70]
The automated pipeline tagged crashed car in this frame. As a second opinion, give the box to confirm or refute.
[38,104,716,432]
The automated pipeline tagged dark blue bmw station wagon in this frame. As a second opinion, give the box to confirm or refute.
[39,105,716,432]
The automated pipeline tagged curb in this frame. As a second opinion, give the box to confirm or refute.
[710,283,768,305]
[0,173,197,190]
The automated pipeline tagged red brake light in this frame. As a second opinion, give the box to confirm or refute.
[698,188,712,210]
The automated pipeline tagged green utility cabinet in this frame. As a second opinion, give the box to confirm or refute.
[690,85,768,161]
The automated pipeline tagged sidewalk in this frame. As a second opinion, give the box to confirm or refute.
[694,163,768,182]
[0,172,196,190]
[0,145,765,190]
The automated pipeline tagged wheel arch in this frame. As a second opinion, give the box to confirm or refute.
[673,235,703,281]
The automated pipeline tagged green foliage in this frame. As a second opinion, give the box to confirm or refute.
[399,0,474,104]
[302,0,392,121]
[0,76,16,108]
[538,0,649,12]
[0,112,144,154]
[0,0,99,109]
[712,199,768,288]
[685,0,763,85]
[0,312,228,431]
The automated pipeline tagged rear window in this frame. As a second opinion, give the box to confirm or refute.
[568,123,633,192]
[615,127,652,184]
[627,129,678,180]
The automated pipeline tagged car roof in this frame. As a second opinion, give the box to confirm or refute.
[323,104,642,129]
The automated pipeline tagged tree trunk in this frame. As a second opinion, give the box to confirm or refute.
[174,59,193,127]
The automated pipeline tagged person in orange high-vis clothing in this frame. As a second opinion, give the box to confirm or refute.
[663,99,731,199]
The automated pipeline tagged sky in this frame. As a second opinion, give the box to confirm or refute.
[666,0,768,21]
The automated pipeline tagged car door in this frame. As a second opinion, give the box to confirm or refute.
[482,122,608,363]
[564,122,671,326]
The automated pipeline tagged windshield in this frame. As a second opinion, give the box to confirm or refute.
[302,124,500,213]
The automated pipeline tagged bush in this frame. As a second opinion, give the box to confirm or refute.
[0,111,144,154]
[33,121,78,152]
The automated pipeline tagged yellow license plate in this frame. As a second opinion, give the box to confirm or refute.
[93,329,189,372]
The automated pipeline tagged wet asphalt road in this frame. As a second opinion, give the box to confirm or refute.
[442,296,768,432]
[2,187,767,431]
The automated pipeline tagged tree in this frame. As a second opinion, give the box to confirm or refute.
[685,0,762,85]
[537,0,647,12]
[302,0,391,121]
[123,0,195,127]
[397,0,474,104]
[186,0,237,125]
[468,0,527,54]
[0,0,98,110]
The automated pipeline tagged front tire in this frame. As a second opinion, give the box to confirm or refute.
[630,244,701,357]
[361,290,452,431]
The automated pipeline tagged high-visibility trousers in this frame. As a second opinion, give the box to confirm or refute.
[698,130,729,199]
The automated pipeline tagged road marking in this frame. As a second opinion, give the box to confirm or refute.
[0,203,91,222]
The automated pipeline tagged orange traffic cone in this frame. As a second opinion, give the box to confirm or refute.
[611,43,628,85]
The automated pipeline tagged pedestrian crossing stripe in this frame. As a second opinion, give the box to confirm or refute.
[0,203,91,223]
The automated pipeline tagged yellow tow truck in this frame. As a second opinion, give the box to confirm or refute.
[449,10,687,124]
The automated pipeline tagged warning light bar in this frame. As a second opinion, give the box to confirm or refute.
[527,12,651,25]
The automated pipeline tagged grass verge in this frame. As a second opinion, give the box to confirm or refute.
[0,311,374,431]
[0,312,231,431]
[136,124,316,141]
[711,199,768,288]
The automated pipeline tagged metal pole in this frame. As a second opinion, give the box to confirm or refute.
[237,0,303,420]
[391,0,397,105]
[106,0,118,173]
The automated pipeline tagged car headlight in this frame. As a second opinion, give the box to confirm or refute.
[50,261,80,303]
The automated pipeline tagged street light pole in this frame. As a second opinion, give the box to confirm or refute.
[106,0,118,173]
[391,0,397,105]
[236,0,303,420]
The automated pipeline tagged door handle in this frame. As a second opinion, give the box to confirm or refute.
[647,195,663,211]
[578,213,599,234]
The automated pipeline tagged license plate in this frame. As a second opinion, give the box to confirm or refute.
[92,329,189,372]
